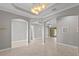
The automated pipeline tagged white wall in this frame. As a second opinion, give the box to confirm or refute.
[11,19,27,41]
[33,24,42,40]
[57,16,79,47]
[46,18,57,28]
[0,10,28,50]
[0,11,11,50]
[78,17,79,47]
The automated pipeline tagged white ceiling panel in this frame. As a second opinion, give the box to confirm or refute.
[0,3,79,22]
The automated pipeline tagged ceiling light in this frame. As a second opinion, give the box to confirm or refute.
[41,4,46,9]
[31,9,38,15]
[31,3,47,15]
[34,11,39,15]
[37,6,42,11]
[33,7,38,10]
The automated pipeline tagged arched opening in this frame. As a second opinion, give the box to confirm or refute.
[11,19,28,48]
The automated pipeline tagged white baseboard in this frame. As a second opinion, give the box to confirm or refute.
[12,40,27,43]
[57,42,78,49]
[0,48,11,52]
[33,38,42,40]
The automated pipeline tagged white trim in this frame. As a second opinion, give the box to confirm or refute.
[44,4,79,22]
[11,20,28,48]
[31,25,35,40]
[77,16,79,32]
[57,42,78,49]
[12,40,27,43]
[0,48,11,52]
[11,45,28,49]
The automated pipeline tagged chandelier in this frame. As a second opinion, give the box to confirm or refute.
[31,3,47,15]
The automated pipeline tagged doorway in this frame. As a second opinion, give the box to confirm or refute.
[49,27,57,38]
[11,19,28,48]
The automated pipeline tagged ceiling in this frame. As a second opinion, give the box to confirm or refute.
[13,3,54,15]
[0,3,79,23]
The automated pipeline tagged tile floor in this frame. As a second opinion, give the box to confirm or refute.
[0,38,78,56]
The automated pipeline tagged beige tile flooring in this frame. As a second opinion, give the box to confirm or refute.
[0,38,79,56]
[12,40,27,48]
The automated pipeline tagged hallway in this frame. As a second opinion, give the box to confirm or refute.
[0,38,78,56]
[0,3,79,56]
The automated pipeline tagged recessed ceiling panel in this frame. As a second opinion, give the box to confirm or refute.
[13,3,55,15]
[0,3,78,19]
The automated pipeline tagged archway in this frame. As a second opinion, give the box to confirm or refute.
[11,19,28,48]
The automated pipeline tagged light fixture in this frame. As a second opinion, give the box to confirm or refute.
[31,3,47,15]
[41,4,46,9]
[31,9,38,15]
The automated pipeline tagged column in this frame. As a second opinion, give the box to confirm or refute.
[31,25,35,40]
[27,21,31,45]
[42,23,45,45]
